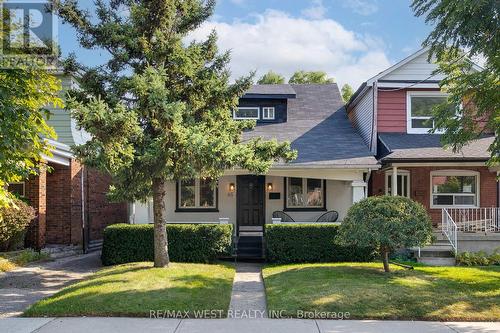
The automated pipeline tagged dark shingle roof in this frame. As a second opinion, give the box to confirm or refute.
[378,133,494,161]
[242,84,378,167]
[244,84,296,97]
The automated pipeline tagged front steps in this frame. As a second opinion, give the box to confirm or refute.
[413,232,456,266]
[87,239,103,253]
[235,236,264,260]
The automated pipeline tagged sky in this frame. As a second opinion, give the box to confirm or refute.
[57,0,434,89]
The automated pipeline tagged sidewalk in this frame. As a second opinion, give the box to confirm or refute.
[0,252,101,317]
[0,317,498,333]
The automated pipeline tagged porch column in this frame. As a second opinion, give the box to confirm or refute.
[351,180,367,204]
[26,164,47,249]
[392,166,398,196]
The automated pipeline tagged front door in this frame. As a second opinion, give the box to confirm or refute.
[236,175,265,234]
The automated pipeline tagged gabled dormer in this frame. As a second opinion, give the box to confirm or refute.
[234,84,296,124]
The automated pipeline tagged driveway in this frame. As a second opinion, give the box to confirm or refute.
[0,252,101,317]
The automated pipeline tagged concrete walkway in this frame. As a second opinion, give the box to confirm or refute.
[0,318,498,333]
[0,252,101,318]
[228,262,267,318]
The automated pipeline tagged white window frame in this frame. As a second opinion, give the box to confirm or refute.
[384,170,410,197]
[8,182,25,197]
[178,179,217,210]
[262,107,275,120]
[233,107,260,120]
[285,177,325,209]
[429,170,480,208]
[406,91,447,134]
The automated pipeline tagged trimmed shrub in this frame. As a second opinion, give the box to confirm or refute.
[456,249,500,266]
[101,223,233,265]
[0,199,35,251]
[265,224,376,263]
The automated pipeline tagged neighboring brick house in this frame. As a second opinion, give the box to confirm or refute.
[9,74,128,250]
[347,47,499,253]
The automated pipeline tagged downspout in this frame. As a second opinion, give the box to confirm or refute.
[364,168,372,198]
[81,165,87,254]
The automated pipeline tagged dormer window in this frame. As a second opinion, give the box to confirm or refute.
[262,107,275,120]
[407,91,448,134]
[233,107,259,120]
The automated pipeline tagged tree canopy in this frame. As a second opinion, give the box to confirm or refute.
[412,0,499,167]
[257,70,285,84]
[288,70,335,84]
[341,84,354,103]
[54,0,296,267]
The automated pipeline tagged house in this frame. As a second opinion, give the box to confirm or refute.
[347,47,500,255]
[8,73,128,251]
[131,84,380,257]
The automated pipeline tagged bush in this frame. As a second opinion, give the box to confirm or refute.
[101,223,233,265]
[0,198,35,251]
[337,196,433,272]
[456,249,500,266]
[265,224,376,263]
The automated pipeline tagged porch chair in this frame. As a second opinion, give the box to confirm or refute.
[315,210,339,223]
[272,211,295,222]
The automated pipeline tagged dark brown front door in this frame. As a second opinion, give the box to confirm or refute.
[237,175,265,233]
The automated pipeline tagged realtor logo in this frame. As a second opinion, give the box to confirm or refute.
[1,0,58,67]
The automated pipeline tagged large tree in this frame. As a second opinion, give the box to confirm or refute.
[288,70,334,84]
[0,3,63,208]
[257,70,285,84]
[412,0,499,167]
[54,0,296,267]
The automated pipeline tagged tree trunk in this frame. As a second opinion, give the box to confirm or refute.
[152,178,169,267]
[381,248,390,272]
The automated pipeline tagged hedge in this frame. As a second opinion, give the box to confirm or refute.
[265,224,376,263]
[101,223,233,265]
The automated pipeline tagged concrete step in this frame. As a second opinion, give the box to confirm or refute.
[417,257,456,266]
[87,240,103,252]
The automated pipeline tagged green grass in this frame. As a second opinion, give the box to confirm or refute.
[24,262,235,317]
[263,262,500,321]
[0,249,50,272]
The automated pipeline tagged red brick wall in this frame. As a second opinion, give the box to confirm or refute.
[25,165,47,249]
[370,166,498,225]
[46,162,74,244]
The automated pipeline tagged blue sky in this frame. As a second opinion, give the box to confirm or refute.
[58,0,433,88]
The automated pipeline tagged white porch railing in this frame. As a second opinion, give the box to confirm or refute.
[444,208,500,233]
[441,209,458,254]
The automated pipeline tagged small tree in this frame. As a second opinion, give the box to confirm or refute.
[257,70,285,84]
[341,84,354,103]
[337,196,433,272]
[288,70,334,84]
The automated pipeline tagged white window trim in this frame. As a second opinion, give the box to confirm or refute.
[233,107,260,120]
[429,170,480,209]
[286,177,324,209]
[262,107,275,120]
[406,91,447,134]
[384,170,410,197]
[178,179,217,209]
[8,182,25,197]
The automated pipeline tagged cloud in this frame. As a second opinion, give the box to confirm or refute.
[302,0,327,20]
[189,10,391,88]
[341,0,378,16]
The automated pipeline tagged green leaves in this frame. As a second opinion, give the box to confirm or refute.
[288,70,335,84]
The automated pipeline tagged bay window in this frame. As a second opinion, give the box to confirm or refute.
[177,179,217,211]
[430,171,479,208]
[407,91,449,134]
[285,177,325,210]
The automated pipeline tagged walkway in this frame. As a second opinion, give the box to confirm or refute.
[228,262,267,318]
[0,252,101,318]
[1,318,498,333]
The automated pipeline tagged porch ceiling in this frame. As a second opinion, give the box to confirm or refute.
[224,167,369,181]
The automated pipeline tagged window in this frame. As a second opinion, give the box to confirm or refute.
[177,179,217,211]
[385,171,410,197]
[285,177,325,210]
[262,107,275,120]
[8,182,25,197]
[430,171,479,208]
[233,107,259,120]
[407,91,449,134]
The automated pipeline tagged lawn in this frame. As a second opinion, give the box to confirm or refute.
[0,249,49,272]
[263,262,500,321]
[24,262,235,317]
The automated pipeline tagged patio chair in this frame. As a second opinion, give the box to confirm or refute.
[315,210,339,223]
[272,211,295,222]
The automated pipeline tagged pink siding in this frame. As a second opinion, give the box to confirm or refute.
[377,90,406,132]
